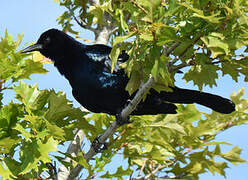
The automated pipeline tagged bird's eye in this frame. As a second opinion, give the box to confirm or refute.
[44,37,51,45]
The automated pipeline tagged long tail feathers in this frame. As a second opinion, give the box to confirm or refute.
[159,87,235,114]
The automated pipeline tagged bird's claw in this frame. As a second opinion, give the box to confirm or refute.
[92,135,108,153]
[126,99,133,106]
[116,113,131,126]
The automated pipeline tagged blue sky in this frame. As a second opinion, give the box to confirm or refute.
[0,0,247,179]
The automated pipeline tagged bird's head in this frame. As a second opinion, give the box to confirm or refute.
[21,29,72,61]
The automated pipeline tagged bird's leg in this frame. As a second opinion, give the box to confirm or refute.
[115,98,133,126]
[92,135,108,153]
[115,113,131,126]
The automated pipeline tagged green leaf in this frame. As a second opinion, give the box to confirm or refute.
[149,146,174,161]
[45,120,65,140]
[14,59,48,81]
[45,90,73,122]
[101,166,132,178]
[113,31,136,46]
[0,137,20,154]
[23,115,43,132]
[189,162,203,174]
[205,159,228,177]
[202,142,232,147]
[13,123,32,140]
[160,122,186,135]
[88,5,104,24]
[125,70,141,95]
[220,146,246,164]
[183,54,219,90]
[140,33,153,41]
[0,102,22,135]
[132,159,146,166]
[0,161,13,179]
[151,50,174,90]
[191,120,216,137]
[76,152,90,169]
[192,12,222,24]
[109,45,120,73]
[4,157,22,177]
[201,33,230,58]
[234,59,248,82]
[0,30,47,83]
[143,122,186,135]
[13,81,40,112]
[177,104,201,123]
[37,137,58,163]
[221,62,240,82]
[119,9,129,31]
[180,3,222,24]
[59,151,90,169]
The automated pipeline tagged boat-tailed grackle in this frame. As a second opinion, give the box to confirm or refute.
[21,29,235,116]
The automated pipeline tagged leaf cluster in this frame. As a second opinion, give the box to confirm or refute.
[0,31,93,179]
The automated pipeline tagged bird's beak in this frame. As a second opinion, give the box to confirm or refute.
[21,43,43,53]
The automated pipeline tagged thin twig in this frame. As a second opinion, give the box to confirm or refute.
[66,5,96,32]
[179,35,202,59]
[165,42,181,57]
[130,0,148,14]
[135,164,167,180]
[138,159,148,177]
[170,35,202,66]
[110,26,119,34]
[169,50,226,73]
[144,165,167,179]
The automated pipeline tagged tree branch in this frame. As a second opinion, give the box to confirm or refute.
[57,129,84,179]
[68,76,155,179]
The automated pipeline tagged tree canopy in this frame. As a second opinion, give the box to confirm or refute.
[0,0,248,179]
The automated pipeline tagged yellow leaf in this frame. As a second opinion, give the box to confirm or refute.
[32,51,52,64]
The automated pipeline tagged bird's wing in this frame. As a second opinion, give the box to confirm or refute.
[84,44,129,74]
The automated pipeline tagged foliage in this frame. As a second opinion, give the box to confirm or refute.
[0,0,248,179]
[0,31,92,179]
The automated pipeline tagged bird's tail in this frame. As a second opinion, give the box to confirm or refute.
[159,87,235,114]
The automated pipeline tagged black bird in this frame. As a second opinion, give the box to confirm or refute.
[21,29,235,116]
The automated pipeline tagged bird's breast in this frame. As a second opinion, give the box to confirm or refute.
[69,67,129,114]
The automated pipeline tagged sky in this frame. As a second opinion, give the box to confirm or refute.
[0,0,247,179]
